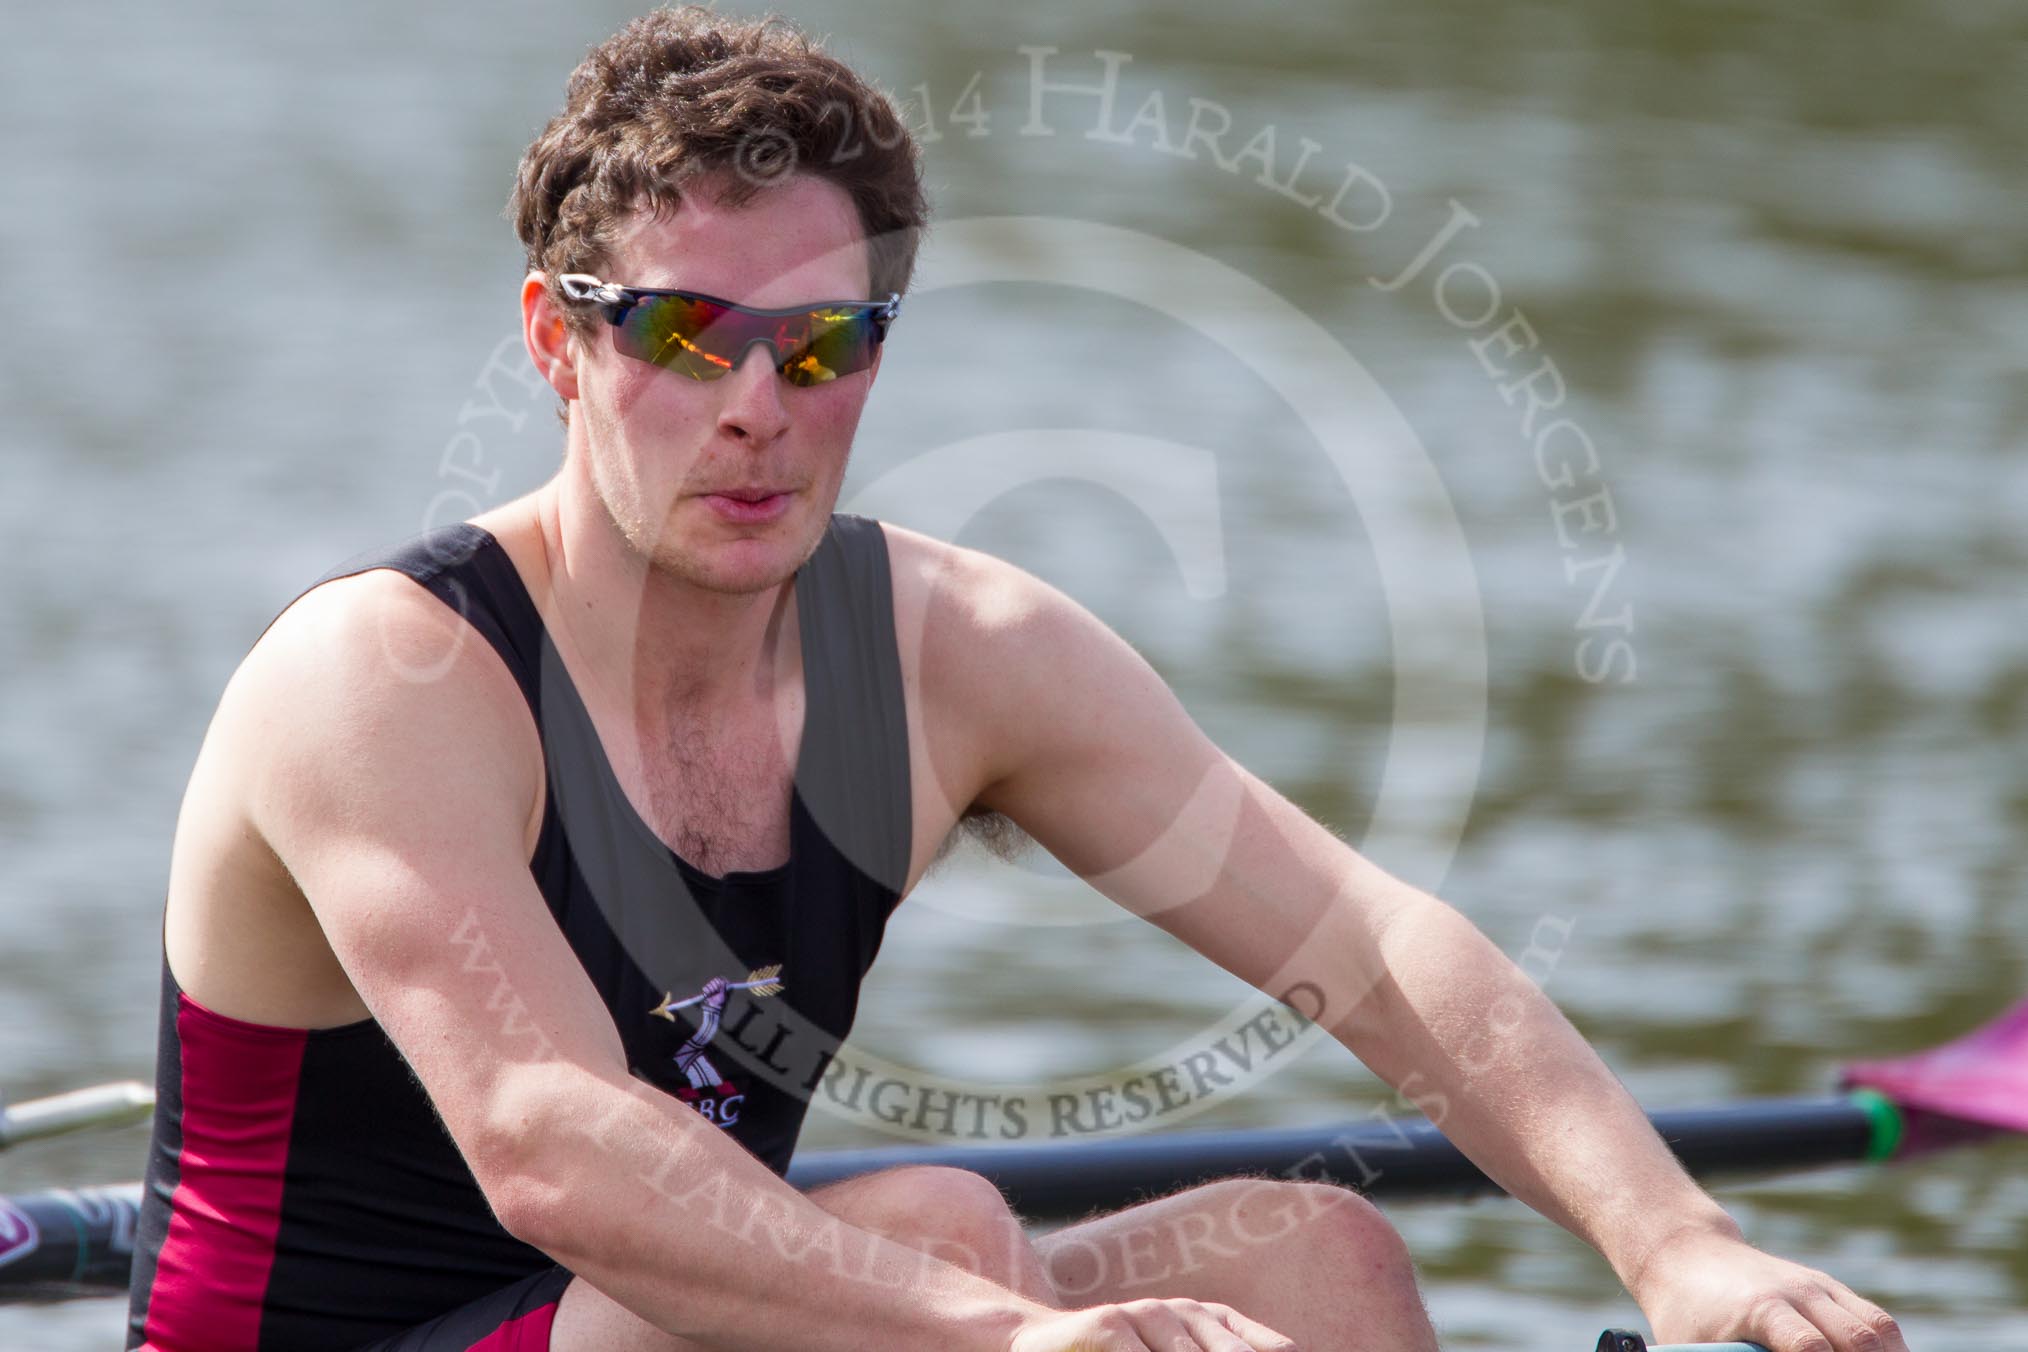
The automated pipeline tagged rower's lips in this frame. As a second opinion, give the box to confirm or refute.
[699,489,795,524]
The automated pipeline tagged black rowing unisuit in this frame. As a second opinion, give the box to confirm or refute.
[127,515,914,1352]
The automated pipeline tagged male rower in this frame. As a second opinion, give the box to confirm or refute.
[127,7,1909,1352]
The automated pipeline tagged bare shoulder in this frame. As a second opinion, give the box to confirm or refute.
[875,522,1179,853]
[878,523,1083,746]
[881,519,1159,698]
[878,521,1097,669]
[225,567,542,851]
[223,569,531,780]
[241,565,504,695]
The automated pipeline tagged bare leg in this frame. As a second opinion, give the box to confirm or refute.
[1031,1177,1438,1352]
[548,1164,1058,1350]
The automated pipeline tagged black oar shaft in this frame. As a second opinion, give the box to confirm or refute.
[785,1095,1898,1216]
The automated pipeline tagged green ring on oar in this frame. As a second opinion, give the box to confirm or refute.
[1848,1086,1904,1161]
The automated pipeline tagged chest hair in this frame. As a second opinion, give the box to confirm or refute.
[636,711,796,876]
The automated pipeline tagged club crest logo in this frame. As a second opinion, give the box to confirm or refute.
[649,964,786,1126]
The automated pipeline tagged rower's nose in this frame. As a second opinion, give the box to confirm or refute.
[716,341,790,447]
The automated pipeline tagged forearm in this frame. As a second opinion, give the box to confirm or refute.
[503,1070,1043,1351]
[1321,891,1740,1288]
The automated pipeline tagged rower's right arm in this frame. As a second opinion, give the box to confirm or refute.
[232,571,1081,1352]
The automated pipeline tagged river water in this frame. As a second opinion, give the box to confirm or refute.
[3,1,2023,1346]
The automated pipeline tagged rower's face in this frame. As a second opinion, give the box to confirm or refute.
[543,171,881,594]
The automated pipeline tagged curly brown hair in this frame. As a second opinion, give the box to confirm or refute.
[507,5,930,344]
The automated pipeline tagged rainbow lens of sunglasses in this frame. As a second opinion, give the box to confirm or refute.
[613,293,883,387]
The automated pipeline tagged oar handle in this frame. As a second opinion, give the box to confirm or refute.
[0,1081,154,1150]
[1598,1329,1771,1352]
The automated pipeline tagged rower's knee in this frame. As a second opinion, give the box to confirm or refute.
[1196,1178,1433,1351]
[837,1165,1030,1278]
[1207,1177,1415,1282]
[848,1164,1020,1235]
[1033,1175,1422,1316]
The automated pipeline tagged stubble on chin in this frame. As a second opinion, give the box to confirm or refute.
[637,499,833,598]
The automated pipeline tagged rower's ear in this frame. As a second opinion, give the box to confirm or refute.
[522,273,581,404]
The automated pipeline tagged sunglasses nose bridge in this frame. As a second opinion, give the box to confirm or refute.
[715,337,806,400]
[727,334,788,373]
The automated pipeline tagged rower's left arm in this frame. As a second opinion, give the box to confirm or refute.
[936,544,1905,1352]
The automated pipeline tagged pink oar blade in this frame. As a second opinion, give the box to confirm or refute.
[1842,996,2028,1134]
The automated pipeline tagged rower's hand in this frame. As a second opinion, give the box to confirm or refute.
[1009,1298,1298,1352]
[1631,1227,1907,1352]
